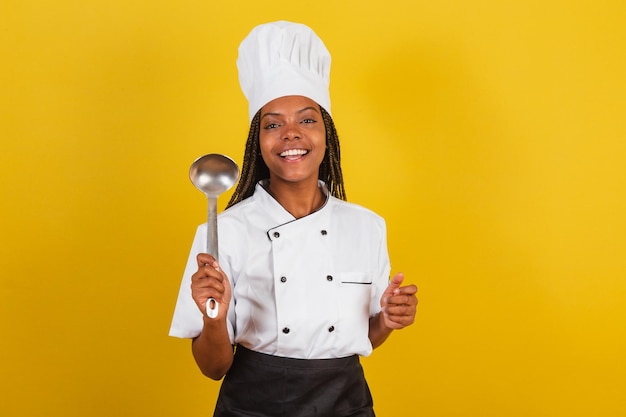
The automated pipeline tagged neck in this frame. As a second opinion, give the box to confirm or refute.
[266,177,325,219]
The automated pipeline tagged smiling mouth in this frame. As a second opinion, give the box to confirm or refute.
[280,149,309,159]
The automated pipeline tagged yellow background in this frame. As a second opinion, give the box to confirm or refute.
[1,1,625,416]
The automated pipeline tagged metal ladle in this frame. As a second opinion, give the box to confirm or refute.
[189,153,239,318]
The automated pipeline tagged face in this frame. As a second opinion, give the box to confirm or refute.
[259,95,326,187]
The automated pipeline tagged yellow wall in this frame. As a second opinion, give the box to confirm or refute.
[1,1,625,416]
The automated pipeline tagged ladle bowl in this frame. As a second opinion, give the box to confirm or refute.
[189,153,239,318]
[189,153,240,197]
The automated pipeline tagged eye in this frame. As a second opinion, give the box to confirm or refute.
[263,122,280,129]
[301,118,317,124]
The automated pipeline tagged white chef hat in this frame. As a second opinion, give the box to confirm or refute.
[237,20,331,122]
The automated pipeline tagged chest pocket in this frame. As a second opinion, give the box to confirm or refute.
[339,272,372,285]
[337,272,373,326]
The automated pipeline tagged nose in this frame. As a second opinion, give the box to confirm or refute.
[282,122,301,141]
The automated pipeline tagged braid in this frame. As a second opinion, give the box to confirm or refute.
[226,105,347,209]
[226,110,264,208]
[320,106,347,201]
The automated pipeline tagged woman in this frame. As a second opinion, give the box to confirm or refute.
[170,21,418,417]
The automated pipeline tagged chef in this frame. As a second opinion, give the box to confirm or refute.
[169,20,418,417]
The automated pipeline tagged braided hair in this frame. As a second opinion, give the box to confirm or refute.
[226,106,346,208]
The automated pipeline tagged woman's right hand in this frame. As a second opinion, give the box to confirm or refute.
[191,253,232,319]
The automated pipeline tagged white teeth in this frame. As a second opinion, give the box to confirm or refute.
[280,149,308,157]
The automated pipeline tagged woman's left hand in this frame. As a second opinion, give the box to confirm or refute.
[380,273,418,329]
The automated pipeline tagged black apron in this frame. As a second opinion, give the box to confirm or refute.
[213,345,375,417]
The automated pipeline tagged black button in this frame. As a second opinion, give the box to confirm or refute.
[328,326,335,332]
[273,232,280,238]
[321,230,327,235]
[282,327,290,334]
[326,275,333,281]
[280,276,287,283]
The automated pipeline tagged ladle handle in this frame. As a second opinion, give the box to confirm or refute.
[206,196,219,319]
[207,196,218,257]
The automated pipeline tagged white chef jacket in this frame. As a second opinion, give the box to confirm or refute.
[169,180,391,359]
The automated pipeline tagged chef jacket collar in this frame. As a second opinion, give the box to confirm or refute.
[256,179,330,221]
[255,180,331,240]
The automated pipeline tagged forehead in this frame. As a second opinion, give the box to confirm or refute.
[261,95,320,115]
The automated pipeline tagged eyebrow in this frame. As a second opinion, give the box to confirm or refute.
[261,106,320,120]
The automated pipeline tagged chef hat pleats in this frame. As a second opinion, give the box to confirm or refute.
[237,21,331,122]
